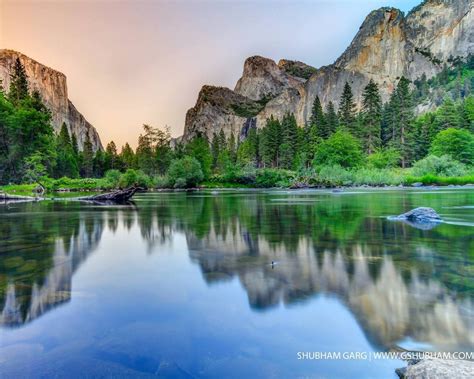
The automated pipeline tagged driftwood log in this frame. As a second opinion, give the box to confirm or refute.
[0,193,38,202]
[79,186,143,203]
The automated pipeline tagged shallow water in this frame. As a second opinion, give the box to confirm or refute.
[0,189,473,378]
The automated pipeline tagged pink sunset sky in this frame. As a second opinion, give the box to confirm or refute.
[1,0,419,149]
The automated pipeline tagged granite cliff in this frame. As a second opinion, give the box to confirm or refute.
[183,0,474,142]
[0,49,102,151]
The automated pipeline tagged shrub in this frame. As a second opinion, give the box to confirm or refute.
[367,148,401,168]
[255,169,294,187]
[119,169,151,188]
[430,128,474,164]
[167,156,203,188]
[411,155,468,177]
[104,169,121,188]
[314,130,363,168]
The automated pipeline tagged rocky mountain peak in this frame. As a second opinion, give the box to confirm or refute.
[234,55,307,101]
[182,0,474,143]
[0,49,102,151]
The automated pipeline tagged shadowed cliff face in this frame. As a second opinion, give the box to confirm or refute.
[183,0,474,140]
[0,49,103,151]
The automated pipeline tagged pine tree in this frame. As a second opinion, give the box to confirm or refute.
[280,113,299,169]
[211,132,220,170]
[8,58,29,105]
[260,116,282,168]
[55,122,78,178]
[80,132,94,177]
[228,132,237,163]
[309,96,327,138]
[338,82,357,133]
[392,77,414,168]
[120,143,135,169]
[71,132,79,155]
[361,80,382,154]
[237,127,259,167]
[105,141,118,170]
[185,134,212,179]
[325,101,338,137]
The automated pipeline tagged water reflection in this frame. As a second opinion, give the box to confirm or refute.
[0,190,473,354]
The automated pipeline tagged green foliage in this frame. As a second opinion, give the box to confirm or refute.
[118,169,151,188]
[405,174,474,186]
[367,148,401,169]
[185,135,212,179]
[338,82,356,132]
[255,169,294,188]
[260,116,282,167]
[230,102,264,118]
[411,154,468,177]
[361,79,382,154]
[430,128,474,164]
[314,130,363,168]
[237,127,259,167]
[167,156,204,188]
[8,58,29,105]
[104,169,121,188]
[55,123,79,178]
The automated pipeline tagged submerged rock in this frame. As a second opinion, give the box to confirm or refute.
[396,359,474,379]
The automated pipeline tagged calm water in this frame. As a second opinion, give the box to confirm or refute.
[0,189,473,378]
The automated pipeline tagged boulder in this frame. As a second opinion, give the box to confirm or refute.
[396,359,474,379]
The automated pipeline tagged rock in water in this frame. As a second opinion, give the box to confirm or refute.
[389,207,442,230]
[396,359,474,379]
[397,207,441,223]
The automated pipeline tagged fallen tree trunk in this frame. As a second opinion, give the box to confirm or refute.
[79,186,143,203]
[0,193,38,202]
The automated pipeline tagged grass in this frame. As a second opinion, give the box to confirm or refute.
[405,174,474,186]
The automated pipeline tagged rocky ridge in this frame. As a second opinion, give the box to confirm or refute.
[182,0,474,142]
[0,49,102,151]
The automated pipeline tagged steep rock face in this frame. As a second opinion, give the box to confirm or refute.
[234,55,307,101]
[182,85,261,142]
[183,0,474,141]
[0,50,102,151]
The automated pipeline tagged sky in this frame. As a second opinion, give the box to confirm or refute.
[1,0,420,148]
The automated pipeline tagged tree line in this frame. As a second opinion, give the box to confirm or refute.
[1,56,473,187]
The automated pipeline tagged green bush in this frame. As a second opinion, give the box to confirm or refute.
[255,169,294,187]
[119,169,151,188]
[314,130,363,168]
[367,148,401,168]
[405,174,474,186]
[104,169,121,188]
[411,155,468,177]
[430,128,474,164]
[167,156,204,188]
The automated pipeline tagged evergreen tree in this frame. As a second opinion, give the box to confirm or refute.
[120,143,135,169]
[185,134,212,179]
[391,77,414,167]
[211,132,220,170]
[8,58,29,105]
[227,132,237,163]
[435,98,460,131]
[237,127,259,167]
[325,101,338,137]
[80,132,94,177]
[338,82,357,132]
[260,116,282,168]
[309,96,326,138]
[55,122,78,178]
[105,141,118,170]
[155,126,172,175]
[279,113,299,169]
[361,79,382,154]
[71,132,79,156]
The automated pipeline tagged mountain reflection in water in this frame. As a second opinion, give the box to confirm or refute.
[0,190,473,355]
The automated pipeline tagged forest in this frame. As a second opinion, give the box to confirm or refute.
[1,56,474,191]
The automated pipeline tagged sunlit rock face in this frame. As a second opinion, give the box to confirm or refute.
[0,217,103,327]
[186,224,473,351]
[182,0,474,141]
[0,49,103,151]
